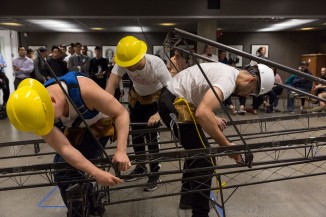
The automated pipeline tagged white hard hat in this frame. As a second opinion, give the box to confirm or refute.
[257,64,275,95]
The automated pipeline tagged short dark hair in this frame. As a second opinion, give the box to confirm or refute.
[95,46,102,51]
[52,45,60,52]
[75,42,82,47]
[18,46,25,51]
[26,48,33,53]
[301,61,308,66]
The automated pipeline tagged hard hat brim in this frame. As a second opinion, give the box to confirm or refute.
[7,79,54,136]
[114,41,147,68]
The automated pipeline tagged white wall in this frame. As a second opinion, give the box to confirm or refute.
[0,30,18,104]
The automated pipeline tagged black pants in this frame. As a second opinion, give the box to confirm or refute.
[54,130,108,216]
[14,77,25,90]
[0,73,9,105]
[129,102,160,174]
[158,88,213,217]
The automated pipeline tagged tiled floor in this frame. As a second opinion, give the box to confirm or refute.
[1,111,326,217]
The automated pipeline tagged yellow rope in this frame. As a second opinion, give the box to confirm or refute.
[173,97,226,194]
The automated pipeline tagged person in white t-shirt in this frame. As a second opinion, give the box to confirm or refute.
[198,45,219,63]
[106,36,172,192]
[158,62,274,217]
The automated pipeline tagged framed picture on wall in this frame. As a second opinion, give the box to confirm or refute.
[251,44,269,58]
[102,46,116,65]
[153,45,170,63]
[226,45,243,67]
[86,45,96,58]
[27,45,46,59]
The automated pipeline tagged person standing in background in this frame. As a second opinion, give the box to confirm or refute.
[12,46,34,89]
[68,42,90,75]
[199,45,218,63]
[167,49,188,77]
[0,52,9,110]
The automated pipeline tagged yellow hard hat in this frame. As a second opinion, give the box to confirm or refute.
[6,79,54,136]
[114,36,147,67]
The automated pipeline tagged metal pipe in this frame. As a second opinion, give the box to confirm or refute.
[174,28,326,85]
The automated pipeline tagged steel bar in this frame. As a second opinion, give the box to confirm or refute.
[173,28,326,85]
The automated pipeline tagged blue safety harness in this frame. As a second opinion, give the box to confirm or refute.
[44,71,98,127]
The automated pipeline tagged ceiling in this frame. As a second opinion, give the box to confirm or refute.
[0,17,326,33]
[1,0,326,33]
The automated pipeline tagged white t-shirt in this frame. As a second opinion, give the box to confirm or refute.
[198,54,219,63]
[112,54,172,96]
[167,63,239,107]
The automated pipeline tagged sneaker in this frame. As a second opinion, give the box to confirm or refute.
[301,110,308,114]
[143,176,160,192]
[238,108,246,115]
[124,165,148,182]
[289,91,298,98]
[274,108,281,112]
[229,106,237,115]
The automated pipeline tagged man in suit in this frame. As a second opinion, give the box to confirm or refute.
[68,42,90,75]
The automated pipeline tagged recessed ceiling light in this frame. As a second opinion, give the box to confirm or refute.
[27,19,84,32]
[119,26,149,32]
[159,23,176,26]
[216,28,223,31]
[299,27,315,31]
[0,22,22,26]
[91,27,104,30]
[258,19,316,32]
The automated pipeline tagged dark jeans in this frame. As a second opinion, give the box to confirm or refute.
[158,88,213,217]
[287,87,310,111]
[129,102,160,174]
[54,130,108,216]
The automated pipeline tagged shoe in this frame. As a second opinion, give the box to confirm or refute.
[238,106,246,115]
[143,176,160,192]
[228,106,237,115]
[300,106,304,110]
[253,109,258,115]
[124,165,147,182]
[289,91,299,98]
[274,108,281,112]
[229,108,237,115]
[301,110,308,114]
